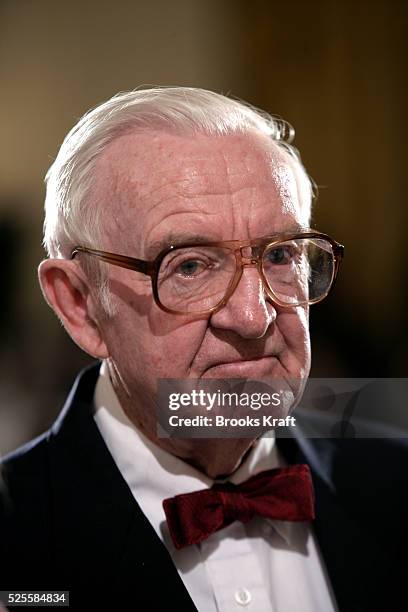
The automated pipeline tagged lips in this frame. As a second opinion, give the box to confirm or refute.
[201,355,280,378]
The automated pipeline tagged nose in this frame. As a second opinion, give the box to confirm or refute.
[210,266,277,339]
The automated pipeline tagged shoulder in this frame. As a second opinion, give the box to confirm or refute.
[328,436,408,506]
[0,432,54,586]
[293,406,408,491]
[0,363,100,508]
[0,431,50,517]
[302,435,408,552]
[0,364,100,574]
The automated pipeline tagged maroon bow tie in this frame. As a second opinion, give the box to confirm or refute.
[163,464,315,550]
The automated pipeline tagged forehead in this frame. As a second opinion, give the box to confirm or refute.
[92,128,311,254]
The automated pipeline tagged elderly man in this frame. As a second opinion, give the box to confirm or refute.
[1,88,406,612]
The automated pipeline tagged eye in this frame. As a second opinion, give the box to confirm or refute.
[176,259,207,277]
[266,246,295,265]
[159,246,229,285]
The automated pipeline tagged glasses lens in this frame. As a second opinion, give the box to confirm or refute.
[157,246,236,313]
[262,238,335,305]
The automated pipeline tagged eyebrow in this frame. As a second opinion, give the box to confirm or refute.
[144,225,311,259]
[145,233,223,259]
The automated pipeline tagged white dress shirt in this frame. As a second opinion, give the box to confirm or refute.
[94,361,337,611]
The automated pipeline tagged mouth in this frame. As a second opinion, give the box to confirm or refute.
[201,355,280,378]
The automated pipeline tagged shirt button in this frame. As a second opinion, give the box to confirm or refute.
[235,588,252,606]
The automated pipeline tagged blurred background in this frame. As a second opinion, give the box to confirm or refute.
[0,0,407,454]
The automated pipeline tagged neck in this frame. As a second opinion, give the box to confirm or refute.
[152,436,259,479]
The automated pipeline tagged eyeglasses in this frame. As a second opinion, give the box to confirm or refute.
[71,231,344,315]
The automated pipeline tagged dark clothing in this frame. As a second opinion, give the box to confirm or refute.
[1,365,407,611]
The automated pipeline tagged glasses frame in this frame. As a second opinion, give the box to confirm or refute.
[71,230,344,315]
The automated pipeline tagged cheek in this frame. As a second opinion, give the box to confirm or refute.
[106,305,209,380]
[276,307,311,369]
[148,320,209,377]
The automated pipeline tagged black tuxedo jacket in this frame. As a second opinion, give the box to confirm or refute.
[1,364,407,611]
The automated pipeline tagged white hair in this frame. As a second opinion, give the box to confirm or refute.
[43,86,314,313]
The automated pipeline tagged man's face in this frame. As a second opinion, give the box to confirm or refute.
[93,129,311,434]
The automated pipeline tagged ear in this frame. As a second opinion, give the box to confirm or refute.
[38,258,109,359]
